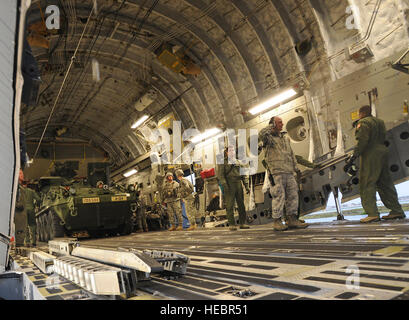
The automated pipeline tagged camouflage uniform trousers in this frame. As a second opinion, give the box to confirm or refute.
[136,206,148,231]
[270,173,299,220]
[24,210,37,246]
[360,149,404,217]
[182,195,201,225]
[166,200,183,227]
[224,180,247,226]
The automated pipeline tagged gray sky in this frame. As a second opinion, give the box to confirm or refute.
[326,180,409,208]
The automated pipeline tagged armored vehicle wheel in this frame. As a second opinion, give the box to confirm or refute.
[42,214,49,242]
[49,210,65,240]
[37,216,43,242]
[38,218,45,243]
[36,217,42,242]
[40,217,45,242]
[43,215,49,242]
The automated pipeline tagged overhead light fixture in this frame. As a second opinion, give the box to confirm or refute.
[249,88,297,115]
[191,128,222,144]
[196,132,225,149]
[131,115,149,129]
[123,169,137,178]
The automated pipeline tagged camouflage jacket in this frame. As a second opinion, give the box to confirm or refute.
[259,125,298,175]
[161,180,180,203]
[138,193,147,207]
[18,185,40,211]
[179,178,194,199]
[353,115,387,158]
[216,157,249,190]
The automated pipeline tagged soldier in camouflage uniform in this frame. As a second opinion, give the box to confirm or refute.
[175,169,201,231]
[259,116,309,231]
[23,184,40,247]
[135,186,148,232]
[216,145,251,231]
[347,105,405,223]
[162,172,183,231]
[16,170,40,246]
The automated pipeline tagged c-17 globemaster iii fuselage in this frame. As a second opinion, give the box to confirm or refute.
[116,49,409,226]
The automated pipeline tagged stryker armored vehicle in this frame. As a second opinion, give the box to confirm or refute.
[35,162,137,241]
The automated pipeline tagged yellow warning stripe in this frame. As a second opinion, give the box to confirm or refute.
[373,246,404,256]
[280,266,316,278]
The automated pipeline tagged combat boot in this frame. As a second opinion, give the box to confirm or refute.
[187,224,197,231]
[272,219,288,231]
[239,224,250,229]
[284,217,305,225]
[200,216,206,227]
[176,225,183,231]
[168,226,176,231]
[382,212,406,220]
[287,216,309,229]
[360,216,380,223]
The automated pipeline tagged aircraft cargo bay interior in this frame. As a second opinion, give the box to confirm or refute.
[0,0,409,302]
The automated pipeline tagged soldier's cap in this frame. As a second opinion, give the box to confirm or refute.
[175,169,184,176]
[165,172,174,178]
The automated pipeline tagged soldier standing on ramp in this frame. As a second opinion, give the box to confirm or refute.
[345,105,405,223]
[216,145,251,231]
[14,170,28,247]
[16,170,40,247]
[259,116,309,231]
[175,169,200,231]
[162,172,183,231]
[135,185,149,232]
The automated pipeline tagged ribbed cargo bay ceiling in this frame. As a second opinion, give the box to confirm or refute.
[23,0,359,170]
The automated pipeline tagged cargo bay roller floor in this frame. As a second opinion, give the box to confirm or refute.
[79,219,409,300]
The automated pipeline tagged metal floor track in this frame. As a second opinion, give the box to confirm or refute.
[75,219,409,300]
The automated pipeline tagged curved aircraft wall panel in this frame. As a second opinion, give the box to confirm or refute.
[316,0,409,80]
[0,0,18,272]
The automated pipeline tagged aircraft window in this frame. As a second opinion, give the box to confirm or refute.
[406,160,409,167]
[384,140,390,147]
[400,132,409,140]
[185,173,196,191]
[390,164,399,172]
[304,197,310,203]
[319,170,325,176]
